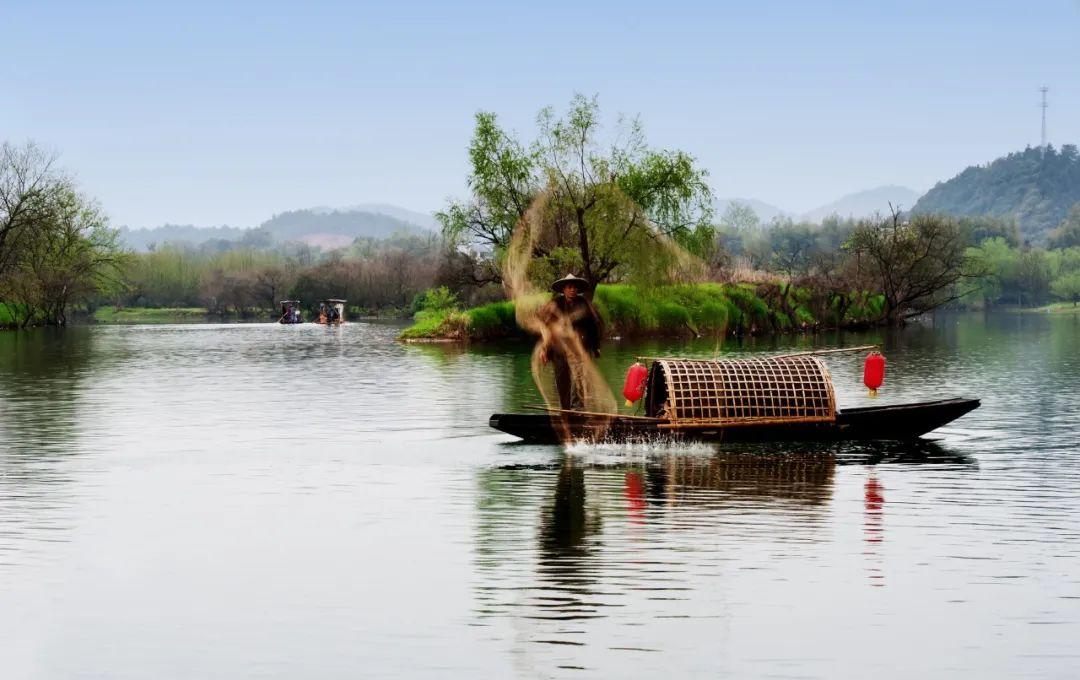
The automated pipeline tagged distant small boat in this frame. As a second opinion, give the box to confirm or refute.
[316,299,346,325]
[490,355,980,444]
[278,300,303,324]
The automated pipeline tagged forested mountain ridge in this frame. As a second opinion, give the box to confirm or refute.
[913,145,1080,244]
[119,207,432,251]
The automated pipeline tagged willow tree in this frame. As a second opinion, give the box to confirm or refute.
[438,95,714,289]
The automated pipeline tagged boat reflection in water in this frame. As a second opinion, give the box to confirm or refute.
[864,472,885,586]
[471,440,975,658]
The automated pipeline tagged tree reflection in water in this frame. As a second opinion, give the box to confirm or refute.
[0,328,98,564]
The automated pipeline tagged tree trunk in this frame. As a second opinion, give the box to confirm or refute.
[575,208,593,286]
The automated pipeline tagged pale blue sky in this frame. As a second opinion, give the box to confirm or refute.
[3,0,1079,228]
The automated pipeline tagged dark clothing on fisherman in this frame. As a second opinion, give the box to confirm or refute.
[540,276,603,411]
[543,294,602,357]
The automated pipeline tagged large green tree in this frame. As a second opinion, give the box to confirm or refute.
[438,95,714,287]
[1051,270,1080,306]
[7,188,129,326]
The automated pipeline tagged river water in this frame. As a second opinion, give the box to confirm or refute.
[0,312,1077,679]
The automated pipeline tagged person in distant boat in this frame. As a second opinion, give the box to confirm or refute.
[538,274,603,411]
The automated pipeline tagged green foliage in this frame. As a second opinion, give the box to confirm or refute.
[398,308,470,340]
[438,94,713,286]
[768,221,822,277]
[93,307,209,324]
[593,285,653,332]
[1048,204,1080,249]
[0,302,27,327]
[410,286,459,315]
[401,282,854,341]
[436,111,537,253]
[843,292,885,322]
[1,143,132,326]
[466,301,517,338]
[654,301,691,331]
[724,284,771,328]
[913,145,1080,245]
[664,283,730,333]
[957,215,1021,248]
[965,238,1080,306]
[1051,270,1080,305]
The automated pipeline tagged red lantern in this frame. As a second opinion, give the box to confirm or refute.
[863,351,886,397]
[622,362,648,407]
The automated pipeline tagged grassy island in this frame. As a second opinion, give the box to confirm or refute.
[399,283,885,342]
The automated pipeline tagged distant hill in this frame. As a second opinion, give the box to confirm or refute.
[118,224,247,251]
[119,205,434,251]
[342,203,438,231]
[913,145,1080,244]
[715,188,922,227]
[801,185,921,223]
[260,208,428,249]
[715,198,790,225]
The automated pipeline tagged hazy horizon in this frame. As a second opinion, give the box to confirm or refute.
[4,1,1078,228]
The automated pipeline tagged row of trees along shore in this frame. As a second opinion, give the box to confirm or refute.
[4,98,1080,331]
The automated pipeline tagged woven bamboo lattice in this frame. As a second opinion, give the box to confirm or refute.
[651,356,836,428]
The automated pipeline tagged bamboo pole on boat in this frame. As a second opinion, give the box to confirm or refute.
[522,404,663,421]
[634,344,879,363]
[778,344,879,358]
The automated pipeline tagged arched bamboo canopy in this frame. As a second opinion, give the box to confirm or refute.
[645,356,837,428]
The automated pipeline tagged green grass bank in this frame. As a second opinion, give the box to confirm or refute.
[1030,302,1080,314]
[399,283,886,342]
[93,307,213,324]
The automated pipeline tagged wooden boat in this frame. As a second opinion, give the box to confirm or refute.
[490,355,980,444]
[316,299,347,325]
[490,397,980,444]
[278,300,303,324]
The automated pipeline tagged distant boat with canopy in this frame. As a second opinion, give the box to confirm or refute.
[317,299,347,325]
[278,300,303,324]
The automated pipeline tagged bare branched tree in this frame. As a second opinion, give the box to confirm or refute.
[847,208,984,324]
[0,142,66,280]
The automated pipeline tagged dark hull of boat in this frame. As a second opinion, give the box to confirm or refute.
[489,398,980,444]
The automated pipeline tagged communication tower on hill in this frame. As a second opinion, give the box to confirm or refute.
[1039,86,1049,149]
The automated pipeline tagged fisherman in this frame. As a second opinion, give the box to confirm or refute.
[538,273,603,411]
